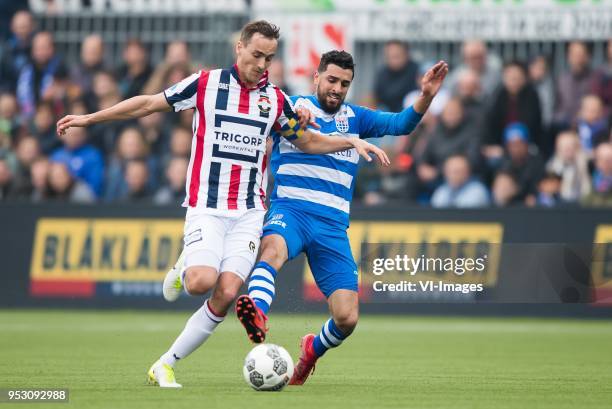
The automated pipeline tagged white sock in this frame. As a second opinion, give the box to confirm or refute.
[160,299,225,367]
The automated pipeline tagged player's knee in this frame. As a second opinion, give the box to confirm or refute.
[334,309,359,335]
[212,284,240,308]
[185,267,217,294]
[259,238,286,269]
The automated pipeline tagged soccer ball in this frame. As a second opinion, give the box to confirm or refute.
[242,344,294,391]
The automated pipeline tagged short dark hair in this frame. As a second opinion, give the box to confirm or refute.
[318,50,355,76]
[503,60,528,76]
[385,39,409,50]
[240,20,280,44]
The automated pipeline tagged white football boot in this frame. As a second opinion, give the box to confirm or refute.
[147,360,182,388]
[163,250,185,302]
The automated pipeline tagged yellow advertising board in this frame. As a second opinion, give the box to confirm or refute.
[30,218,184,282]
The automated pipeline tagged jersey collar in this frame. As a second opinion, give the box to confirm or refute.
[231,64,269,90]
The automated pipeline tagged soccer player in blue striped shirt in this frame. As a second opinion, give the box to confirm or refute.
[236,51,448,385]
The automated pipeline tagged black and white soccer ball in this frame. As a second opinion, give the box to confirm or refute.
[243,344,294,391]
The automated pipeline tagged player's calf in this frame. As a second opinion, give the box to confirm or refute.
[208,272,244,316]
[331,306,359,337]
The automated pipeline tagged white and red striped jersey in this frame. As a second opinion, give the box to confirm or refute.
[164,64,303,217]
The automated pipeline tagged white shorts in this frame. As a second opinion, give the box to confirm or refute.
[182,209,265,281]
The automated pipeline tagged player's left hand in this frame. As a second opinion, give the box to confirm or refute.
[420,60,449,98]
[350,138,391,166]
[296,108,320,129]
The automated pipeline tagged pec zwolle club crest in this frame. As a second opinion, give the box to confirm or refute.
[335,115,349,133]
[257,95,271,114]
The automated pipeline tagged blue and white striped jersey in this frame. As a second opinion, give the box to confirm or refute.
[270,94,423,226]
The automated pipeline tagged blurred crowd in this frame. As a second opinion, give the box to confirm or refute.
[358,39,612,208]
[0,10,610,208]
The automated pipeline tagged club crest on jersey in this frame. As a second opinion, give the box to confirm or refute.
[257,95,271,114]
[335,115,349,133]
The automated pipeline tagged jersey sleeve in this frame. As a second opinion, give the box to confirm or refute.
[163,72,201,112]
[272,89,304,141]
[354,104,424,139]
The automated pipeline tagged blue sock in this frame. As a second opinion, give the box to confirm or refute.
[247,261,277,315]
[312,318,347,357]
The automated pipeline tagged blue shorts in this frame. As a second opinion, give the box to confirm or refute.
[262,203,358,298]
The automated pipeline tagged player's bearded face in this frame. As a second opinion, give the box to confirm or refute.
[236,33,277,86]
[315,64,353,113]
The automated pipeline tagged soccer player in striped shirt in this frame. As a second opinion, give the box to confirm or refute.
[235,51,448,385]
[56,22,388,388]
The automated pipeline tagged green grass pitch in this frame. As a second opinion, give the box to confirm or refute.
[0,310,610,408]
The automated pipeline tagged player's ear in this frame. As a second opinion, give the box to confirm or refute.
[313,71,320,86]
[235,40,243,56]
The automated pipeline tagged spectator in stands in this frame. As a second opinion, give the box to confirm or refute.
[373,40,419,112]
[41,65,77,119]
[454,68,485,123]
[29,101,60,154]
[546,130,591,202]
[431,154,490,208]
[30,156,49,202]
[16,31,65,118]
[0,156,17,199]
[154,156,188,205]
[105,127,158,201]
[576,94,610,154]
[499,122,545,202]
[417,97,482,187]
[491,170,521,207]
[92,70,121,111]
[46,161,95,203]
[163,63,192,90]
[359,73,438,204]
[50,126,104,196]
[13,134,40,194]
[582,142,612,206]
[446,40,501,99]
[484,61,542,159]
[166,41,191,66]
[119,159,153,202]
[0,92,20,148]
[0,10,34,93]
[70,34,106,96]
[116,39,152,99]
[528,55,557,158]
[176,109,194,131]
[167,126,192,161]
[592,39,612,114]
[532,171,564,207]
[268,59,292,95]
[143,40,191,95]
[554,41,598,128]
[138,111,170,157]
[404,62,451,121]
[529,55,555,130]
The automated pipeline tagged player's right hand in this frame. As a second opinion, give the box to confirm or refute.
[350,138,390,166]
[56,114,91,136]
[296,108,320,130]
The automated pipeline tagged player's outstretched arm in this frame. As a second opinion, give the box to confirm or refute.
[291,130,390,166]
[56,93,171,135]
[413,60,449,114]
[359,61,449,139]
